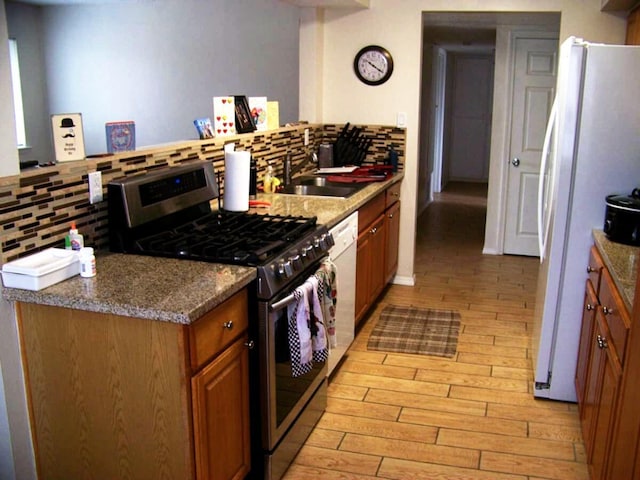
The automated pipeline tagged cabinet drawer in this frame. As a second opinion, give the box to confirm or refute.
[587,246,605,296]
[188,289,248,371]
[385,182,401,208]
[598,269,630,364]
[358,192,385,234]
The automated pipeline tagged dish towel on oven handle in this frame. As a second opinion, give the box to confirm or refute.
[315,258,338,348]
[287,286,313,377]
[306,275,329,363]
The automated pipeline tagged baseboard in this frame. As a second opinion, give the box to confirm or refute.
[391,274,415,286]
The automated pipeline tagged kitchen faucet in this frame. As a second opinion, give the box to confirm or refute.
[284,151,317,186]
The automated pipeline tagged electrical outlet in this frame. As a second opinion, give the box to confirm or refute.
[88,171,103,204]
[396,112,407,128]
[304,128,309,146]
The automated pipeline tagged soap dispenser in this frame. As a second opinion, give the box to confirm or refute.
[264,165,273,193]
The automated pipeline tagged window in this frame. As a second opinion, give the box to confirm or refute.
[8,38,27,148]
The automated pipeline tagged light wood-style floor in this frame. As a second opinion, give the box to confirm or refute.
[284,182,589,480]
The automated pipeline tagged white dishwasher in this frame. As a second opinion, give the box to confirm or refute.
[327,211,358,375]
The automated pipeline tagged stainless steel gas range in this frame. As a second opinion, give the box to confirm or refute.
[108,161,333,480]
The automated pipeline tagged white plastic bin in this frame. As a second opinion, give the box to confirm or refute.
[1,248,80,291]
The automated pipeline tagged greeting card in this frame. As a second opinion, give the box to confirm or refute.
[213,96,236,136]
[248,97,268,131]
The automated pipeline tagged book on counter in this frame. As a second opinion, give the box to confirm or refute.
[105,121,135,153]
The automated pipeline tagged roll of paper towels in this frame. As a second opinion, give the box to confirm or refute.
[224,150,251,211]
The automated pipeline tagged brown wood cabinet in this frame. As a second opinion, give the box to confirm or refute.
[576,245,632,480]
[355,210,386,324]
[627,5,640,45]
[17,288,251,480]
[355,182,402,326]
[384,183,401,285]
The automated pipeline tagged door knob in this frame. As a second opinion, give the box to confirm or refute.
[511,158,521,167]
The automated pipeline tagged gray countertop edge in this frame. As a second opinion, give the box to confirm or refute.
[593,230,639,312]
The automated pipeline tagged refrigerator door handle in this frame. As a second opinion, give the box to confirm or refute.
[537,97,558,262]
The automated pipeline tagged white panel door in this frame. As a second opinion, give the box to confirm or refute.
[504,37,558,256]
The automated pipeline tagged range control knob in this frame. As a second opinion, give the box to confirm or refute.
[317,233,330,251]
[276,260,293,278]
[301,244,313,258]
[290,252,302,271]
[282,260,293,278]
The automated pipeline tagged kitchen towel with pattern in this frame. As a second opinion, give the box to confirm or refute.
[306,275,329,363]
[287,285,313,377]
[315,258,338,348]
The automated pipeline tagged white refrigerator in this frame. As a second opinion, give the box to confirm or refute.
[532,37,640,402]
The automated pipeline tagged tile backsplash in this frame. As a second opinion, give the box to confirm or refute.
[0,123,405,265]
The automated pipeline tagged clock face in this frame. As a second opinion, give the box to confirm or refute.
[354,45,394,86]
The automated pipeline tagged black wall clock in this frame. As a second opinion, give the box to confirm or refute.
[354,45,394,86]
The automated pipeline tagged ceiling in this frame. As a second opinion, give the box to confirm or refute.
[422,12,561,51]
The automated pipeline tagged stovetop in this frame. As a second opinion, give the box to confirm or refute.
[135,211,318,266]
[108,161,333,299]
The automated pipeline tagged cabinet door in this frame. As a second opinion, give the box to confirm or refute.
[369,214,387,301]
[627,6,640,45]
[355,228,372,325]
[192,335,251,480]
[576,280,598,410]
[355,214,385,325]
[583,312,622,480]
[384,200,400,284]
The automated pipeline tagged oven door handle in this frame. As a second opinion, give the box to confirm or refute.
[270,292,299,312]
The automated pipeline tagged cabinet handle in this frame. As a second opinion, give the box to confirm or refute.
[392,191,400,197]
[586,303,594,311]
[596,334,608,349]
[388,213,394,219]
[587,265,595,273]
[244,340,255,349]
[370,227,377,235]
[602,306,613,315]
[223,321,234,329]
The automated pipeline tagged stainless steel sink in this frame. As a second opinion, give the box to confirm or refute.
[279,175,367,198]
[279,184,360,197]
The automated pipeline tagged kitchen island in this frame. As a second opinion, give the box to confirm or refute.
[1,171,403,480]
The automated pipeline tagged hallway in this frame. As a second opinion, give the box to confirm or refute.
[285,182,588,479]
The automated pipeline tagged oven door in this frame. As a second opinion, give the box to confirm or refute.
[257,262,329,451]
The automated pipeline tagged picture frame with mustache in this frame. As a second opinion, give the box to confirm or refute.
[51,113,86,162]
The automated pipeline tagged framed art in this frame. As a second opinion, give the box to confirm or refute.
[51,113,86,162]
[234,95,256,134]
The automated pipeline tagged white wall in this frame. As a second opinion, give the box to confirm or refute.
[5,2,49,167]
[0,0,19,177]
[0,362,16,480]
[300,0,626,282]
[4,0,301,160]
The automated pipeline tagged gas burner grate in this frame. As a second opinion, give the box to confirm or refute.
[135,212,318,266]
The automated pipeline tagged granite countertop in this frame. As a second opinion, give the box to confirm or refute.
[253,172,403,228]
[3,253,256,324]
[593,230,639,312]
[2,173,404,324]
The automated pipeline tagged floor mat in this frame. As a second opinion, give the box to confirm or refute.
[367,304,460,357]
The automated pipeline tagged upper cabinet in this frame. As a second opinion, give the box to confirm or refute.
[627,6,640,44]
[601,0,639,11]
[280,0,369,7]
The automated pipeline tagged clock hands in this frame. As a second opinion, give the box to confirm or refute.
[366,60,384,74]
